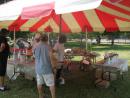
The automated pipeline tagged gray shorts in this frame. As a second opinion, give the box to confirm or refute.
[36,74,55,86]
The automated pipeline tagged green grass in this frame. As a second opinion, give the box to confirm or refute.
[2,69,130,98]
[1,43,130,98]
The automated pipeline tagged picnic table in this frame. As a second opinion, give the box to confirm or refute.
[64,48,100,64]
[94,54,128,81]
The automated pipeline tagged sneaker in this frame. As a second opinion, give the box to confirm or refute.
[60,78,65,85]
[0,86,10,92]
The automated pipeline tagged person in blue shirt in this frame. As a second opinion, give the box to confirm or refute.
[34,33,55,98]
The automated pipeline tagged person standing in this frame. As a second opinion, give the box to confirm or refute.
[0,28,10,91]
[53,34,67,85]
[34,33,55,98]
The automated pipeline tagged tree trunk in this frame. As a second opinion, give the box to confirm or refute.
[111,37,114,46]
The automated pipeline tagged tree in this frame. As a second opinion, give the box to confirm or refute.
[8,31,34,47]
[9,31,34,40]
[102,31,120,45]
[87,32,102,45]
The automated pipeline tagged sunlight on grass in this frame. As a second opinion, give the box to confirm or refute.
[66,43,130,66]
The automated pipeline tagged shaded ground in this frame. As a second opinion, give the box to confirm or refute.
[1,64,130,98]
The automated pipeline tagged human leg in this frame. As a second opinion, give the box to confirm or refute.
[44,74,55,98]
[0,76,5,87]
[37,84,44,98]
[55,65,64,85]
[36,74,44,98]
[0,76,9,91]
[55,68,62,84]
[0,66,6,90]
[49,85,55,98]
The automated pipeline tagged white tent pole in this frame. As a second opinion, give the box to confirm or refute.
[47,33,50,44]
[13,28,16,62]
[86,28,88,50]
[10,28,19,80]
[59,14,62,33]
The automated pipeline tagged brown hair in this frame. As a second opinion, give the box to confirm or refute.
[58,34,67,43]
[0,28,9,36]
[40,34,48,42]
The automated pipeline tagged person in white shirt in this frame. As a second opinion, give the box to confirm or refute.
[53,34,66,85]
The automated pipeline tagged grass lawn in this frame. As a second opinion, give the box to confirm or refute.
[92,44,130,64]
[1,69,130,98]
[0,43,130,98]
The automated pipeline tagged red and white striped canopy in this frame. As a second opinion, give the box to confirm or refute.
[0,0,130,33]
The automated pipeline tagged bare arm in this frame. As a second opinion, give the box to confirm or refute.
[0,43,5,52]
